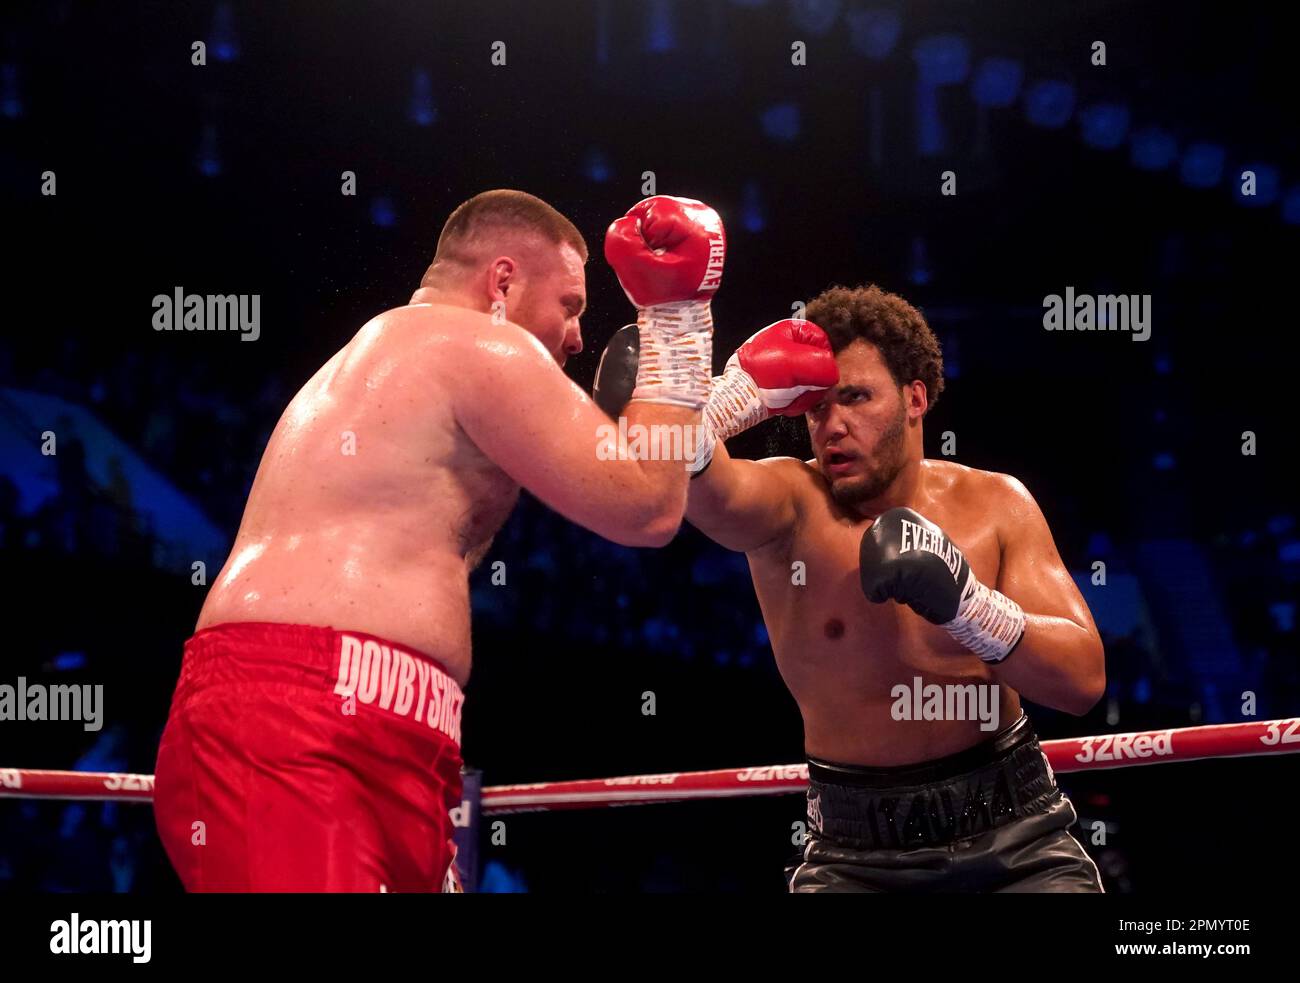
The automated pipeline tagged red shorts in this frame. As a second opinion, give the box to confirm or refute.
[154,622,465,892]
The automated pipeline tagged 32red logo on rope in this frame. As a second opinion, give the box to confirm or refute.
[1074,731,1173,763]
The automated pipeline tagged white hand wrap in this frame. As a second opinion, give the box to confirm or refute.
[942,577,1026,664]
[631,302,714,410]
[689,359,770,474]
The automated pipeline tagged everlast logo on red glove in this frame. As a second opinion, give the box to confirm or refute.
[698,237,725,293]
[604,195,726,308]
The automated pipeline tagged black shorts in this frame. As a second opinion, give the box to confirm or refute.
[789,714,1103,893]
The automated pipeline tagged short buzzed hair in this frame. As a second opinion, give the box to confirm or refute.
[429,190,587,279]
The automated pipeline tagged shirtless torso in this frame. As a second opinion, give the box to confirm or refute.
[198,305,521,685]
[687,332,1102,769]
[198,291,699,686]
[748,458,1020,765]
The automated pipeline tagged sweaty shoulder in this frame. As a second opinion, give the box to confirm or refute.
[390,303,551,381]
[922,459,1039,543]
[776,455,823,486]
[778,455,829,507]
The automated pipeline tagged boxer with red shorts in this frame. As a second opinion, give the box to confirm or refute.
[154,191,727,891]
[155,624,464,892]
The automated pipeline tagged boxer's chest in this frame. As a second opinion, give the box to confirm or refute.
[754,500,1004,666]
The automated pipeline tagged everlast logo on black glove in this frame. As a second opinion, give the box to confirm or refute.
[860,507,970,625]
[860,507,1025,663]
[898,517,965,581]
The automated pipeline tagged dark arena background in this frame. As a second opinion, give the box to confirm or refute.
[2,0,1298,909]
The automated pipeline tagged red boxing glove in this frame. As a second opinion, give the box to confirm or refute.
[692,319,839,474]
[604,196,726,308]
[730,319,839,417]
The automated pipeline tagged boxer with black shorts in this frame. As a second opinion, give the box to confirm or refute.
[680,284,1106,892]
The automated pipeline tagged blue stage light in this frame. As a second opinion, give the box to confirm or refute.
[1266,514,1294,535]
[1024,79,1075,129]
[583,148,612,183]
[53,652,87,671]
[480,861,528,893]
[1269,601,1296,632]
[1130,127,1178,171]
[1,64,21,119]
[1179,142,1225,188]
[643,0,677,53]
[760,102,800,142]
[1086,531,1114,556]
[908,235,932,286]
[940,333,959,379]
[913,36,970,155]
[1079,103,1130,150]
[408,69,436,127]
[210,2,240,63]
[971,57,1023,108]
[741,181,766,233]
[913,34,971,86]
[195,124,222,177]
[789,0,842,37]
[370,197,397,227]
[847,8,901,59]
[1283,186,1300,225]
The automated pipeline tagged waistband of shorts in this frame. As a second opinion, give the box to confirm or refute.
[178,622,464,746]
[807,713,1037,789]
[805,715,1060,849]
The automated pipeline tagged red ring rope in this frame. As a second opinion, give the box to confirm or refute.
[1,718,1296,813]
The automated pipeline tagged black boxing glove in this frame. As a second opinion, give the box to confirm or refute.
[860,507,1025,663]
[593,324,639,419]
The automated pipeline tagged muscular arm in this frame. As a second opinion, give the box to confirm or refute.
[988,476,1106,716]
[684,444,801,553]
[452,319,695,547]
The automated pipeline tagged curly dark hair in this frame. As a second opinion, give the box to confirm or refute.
[804,284,945,412]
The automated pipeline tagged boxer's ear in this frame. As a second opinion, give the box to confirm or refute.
[593,323,639,419]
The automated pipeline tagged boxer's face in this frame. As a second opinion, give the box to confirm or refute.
[806,340,919,508]
[508,243,587,368]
